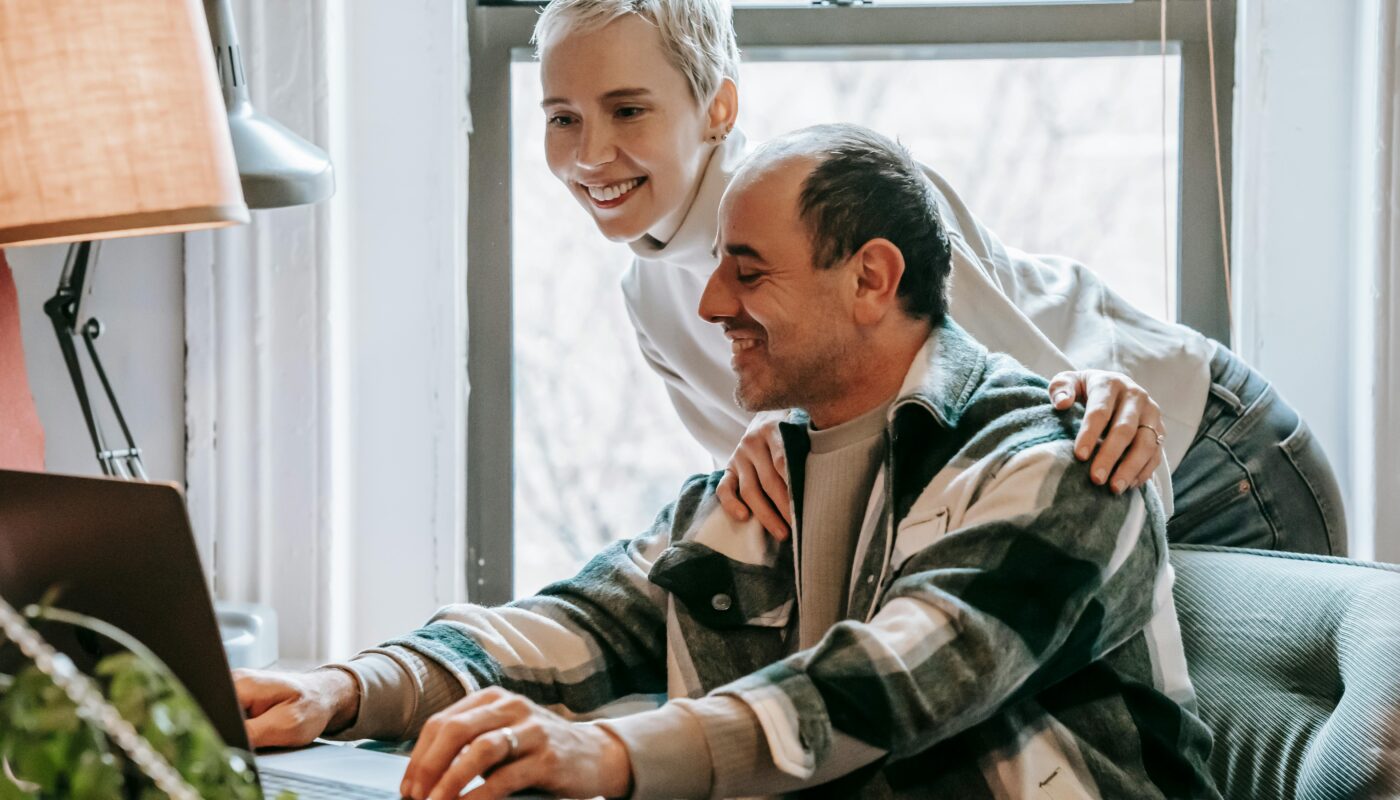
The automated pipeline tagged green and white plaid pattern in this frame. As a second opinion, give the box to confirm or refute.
[386,321,1219,798]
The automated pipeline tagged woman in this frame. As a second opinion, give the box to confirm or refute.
[534,0,1345,554]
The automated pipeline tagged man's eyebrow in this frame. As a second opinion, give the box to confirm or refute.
[541,87,654,107]
[724,243,766,262]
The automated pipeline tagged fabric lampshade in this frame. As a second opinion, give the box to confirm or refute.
[0,0,249,248]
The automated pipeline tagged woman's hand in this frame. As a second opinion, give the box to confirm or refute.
[399,687,632,800]
[718,416,792,540]
[1048,369,1165,494]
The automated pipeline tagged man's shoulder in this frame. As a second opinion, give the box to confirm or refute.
[947,349,1079,471]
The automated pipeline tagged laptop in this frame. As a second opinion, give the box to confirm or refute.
[0,469,547,798]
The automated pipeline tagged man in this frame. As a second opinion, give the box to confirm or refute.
[237,124,1218,799]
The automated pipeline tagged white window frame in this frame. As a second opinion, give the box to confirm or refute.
[466,0,1236,604]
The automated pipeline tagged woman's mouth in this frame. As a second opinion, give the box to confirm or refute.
[582,177,645,209]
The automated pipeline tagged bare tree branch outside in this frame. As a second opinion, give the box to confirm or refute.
[510,53,1181,597]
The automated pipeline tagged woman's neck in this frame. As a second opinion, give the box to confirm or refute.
[645,143,721,246]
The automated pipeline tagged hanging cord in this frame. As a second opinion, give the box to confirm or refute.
[1161,0,1171,314]
[0,596,199,800]
[1205,0,1234,329]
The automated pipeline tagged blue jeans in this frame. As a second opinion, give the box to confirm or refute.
[1168,345,1348,555]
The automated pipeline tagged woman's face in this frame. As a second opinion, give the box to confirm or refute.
[540,16,722,243]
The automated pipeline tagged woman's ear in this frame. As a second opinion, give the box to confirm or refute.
[705,77,739,140]
[851,238,906,326]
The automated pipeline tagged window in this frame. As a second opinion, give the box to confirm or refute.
[470,0,1234,603]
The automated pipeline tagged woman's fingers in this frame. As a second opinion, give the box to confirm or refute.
[1075,376,1120,463]
[1047,371,1082,410]
[733,456,790,540]
[717,469,750,522]
[1090,395,1145,487]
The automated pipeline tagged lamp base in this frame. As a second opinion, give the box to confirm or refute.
[215,601,278,669]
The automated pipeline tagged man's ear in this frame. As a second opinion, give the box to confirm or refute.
[851,238,905,326]
[705,77,739,139]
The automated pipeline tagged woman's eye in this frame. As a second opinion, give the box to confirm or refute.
[547,114,576,128]
[616,106,645,119]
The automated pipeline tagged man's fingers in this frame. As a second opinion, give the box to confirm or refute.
[1047,371,1082,410]
[716,470,750,522]
[244,706,308,750]
[426,731,515,800]
[407,701,522,799]
[464,756,544,800]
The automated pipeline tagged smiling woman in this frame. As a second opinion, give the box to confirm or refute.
[537,13,737,243]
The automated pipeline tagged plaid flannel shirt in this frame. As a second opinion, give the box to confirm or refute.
[384,321,1219,798]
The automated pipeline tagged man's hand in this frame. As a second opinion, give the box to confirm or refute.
[400,687,632,800]
[1048,369,1165,493]
[718,416,792,540]
[232,667,359,749]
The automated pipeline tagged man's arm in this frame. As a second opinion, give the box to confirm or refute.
[236,475,716,747]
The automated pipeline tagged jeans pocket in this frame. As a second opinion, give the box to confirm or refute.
[1278,418,1348,555]
[1167,470,1257,546]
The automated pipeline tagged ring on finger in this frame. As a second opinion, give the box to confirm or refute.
[500,726,519,759]
[1137,424,1165,445]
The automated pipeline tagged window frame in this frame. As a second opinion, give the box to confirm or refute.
[466,0,1235,604]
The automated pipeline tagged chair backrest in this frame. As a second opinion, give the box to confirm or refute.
[1171,545,1400,799]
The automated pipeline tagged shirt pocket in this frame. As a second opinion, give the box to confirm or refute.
[648,540,794,630]
[891,506,950,573]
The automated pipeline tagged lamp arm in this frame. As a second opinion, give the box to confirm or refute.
[41,242,145,480]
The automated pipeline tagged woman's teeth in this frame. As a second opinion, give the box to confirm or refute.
[587,178,642,202]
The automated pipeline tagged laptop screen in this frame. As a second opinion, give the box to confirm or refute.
[0,469,250,751]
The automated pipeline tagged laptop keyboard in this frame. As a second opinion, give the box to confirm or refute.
[260,766,402,799]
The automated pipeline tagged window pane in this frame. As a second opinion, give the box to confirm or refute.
[511,48,1179,597]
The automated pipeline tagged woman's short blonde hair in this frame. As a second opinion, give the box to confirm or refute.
[533,0,740,104]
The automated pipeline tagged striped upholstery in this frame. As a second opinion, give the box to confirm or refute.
[1171,545,1400,798]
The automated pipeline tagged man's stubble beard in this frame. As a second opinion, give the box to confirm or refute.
[733,328,858,415]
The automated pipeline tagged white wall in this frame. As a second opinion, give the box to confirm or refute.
[1233,0,1393,558]
[11,237,185,484]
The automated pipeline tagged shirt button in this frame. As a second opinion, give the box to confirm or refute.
[711,593,732,612]
[866,574,875,585]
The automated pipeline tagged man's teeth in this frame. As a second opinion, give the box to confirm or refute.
[732,339,761,352]
[587,178,641,202]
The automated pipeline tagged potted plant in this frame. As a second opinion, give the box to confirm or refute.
[0,593,291,799]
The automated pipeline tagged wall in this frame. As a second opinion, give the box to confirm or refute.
[1233,0,1395,558]
[11,237,185,483]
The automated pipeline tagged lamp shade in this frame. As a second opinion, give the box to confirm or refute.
[0,0,249,248]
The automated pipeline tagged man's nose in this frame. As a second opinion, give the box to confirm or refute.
[576,122,616,168]
[698,263,738,323]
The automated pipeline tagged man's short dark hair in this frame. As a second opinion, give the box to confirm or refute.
[794,124,952,324]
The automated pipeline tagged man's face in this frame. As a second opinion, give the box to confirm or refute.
[539,16,714,243]
[699,158,858,414]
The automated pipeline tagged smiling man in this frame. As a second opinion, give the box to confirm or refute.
[235,124,1219,800]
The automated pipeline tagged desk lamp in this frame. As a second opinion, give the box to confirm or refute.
[0,0,334,666]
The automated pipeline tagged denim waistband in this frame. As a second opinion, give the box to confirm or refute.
[1203,344,1269,417]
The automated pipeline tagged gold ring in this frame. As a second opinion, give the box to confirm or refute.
[1138,424,1165,445]
[500,726,519,758]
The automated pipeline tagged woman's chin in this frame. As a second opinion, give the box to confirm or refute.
[591,213,655,244]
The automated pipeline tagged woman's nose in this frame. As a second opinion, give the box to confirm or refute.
[576,123,616,168]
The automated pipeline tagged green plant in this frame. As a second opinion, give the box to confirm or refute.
[0,599,294,799]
